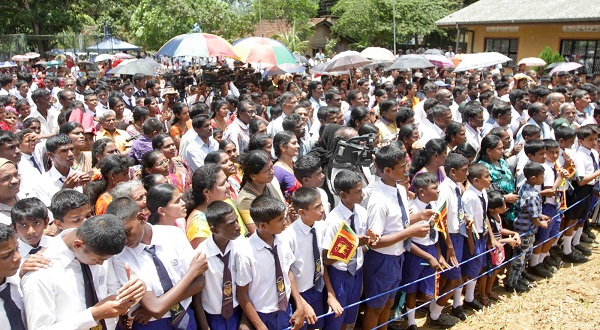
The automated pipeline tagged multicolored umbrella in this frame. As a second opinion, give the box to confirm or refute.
[262,63,305,77]
[157,33,239,59]
[114,53,133,60]
[233,37,296,68]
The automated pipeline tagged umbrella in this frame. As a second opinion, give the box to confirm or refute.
[389,54,434,70]
[113,53,133,60]
[293,53,309,66]
[361,47,395,63]
[262,63,306,77]
[34,60,47,66]
[94,54,114,62]
[0,62,17,68]
[548,62,583,76]
[322,51,372,72]
[157,33,239,59]
[424,49,444,56]
[518,57,547,67]
[453,52,512,72]
[11,55,28,62]
[424,54,454,68]
[46,60,62,67]
[233,37,296,68]
[109,58,161,76]
[309,62,349,75]
[24,52,40,59]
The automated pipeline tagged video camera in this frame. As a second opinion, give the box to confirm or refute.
[332,134,376,167]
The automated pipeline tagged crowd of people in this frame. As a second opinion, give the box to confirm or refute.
[0,55,599,330]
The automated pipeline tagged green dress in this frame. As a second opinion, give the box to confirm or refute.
[479,157,517,222]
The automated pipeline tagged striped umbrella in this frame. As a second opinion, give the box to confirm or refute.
[157,33,239,59]
[233,37,296,68]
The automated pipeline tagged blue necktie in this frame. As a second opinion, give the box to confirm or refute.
[145,246,189,329]
[347,214,358,275]
[310,228,324,291]
[397,189,411,251]
[591,152,599,190]
[426,204,438,242]
[80,263,107,330]
[0,284,25,330]
[478,195,488,234]
[455,187,468,237]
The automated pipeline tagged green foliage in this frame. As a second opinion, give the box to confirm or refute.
[539,46,564,65]
[331,0,459,49]
[254,0,319,28]
[273,21,314,53]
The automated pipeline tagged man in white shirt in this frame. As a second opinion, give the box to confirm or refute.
[267,92,298,138]
[462,102,484,152]
[509,89,530,138]
[29,89,60,136]
[413,83,438,126]
[224,100,254,154]
[21,214,145,330]
[0,74,13,96]
[445,46,455,58]
[450,86,468,122]
[42,134,90,200]
[184,114,219,172]
[420,104,453,145]
[515,102,554,144]
[121,82,136,111]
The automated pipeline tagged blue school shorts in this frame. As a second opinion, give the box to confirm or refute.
[257,305,292,330]
[363,249,404,308]
[400,243,437,295]
[324,266,363,329]
[298,287,325,329]
[439,233,465,280]
[205,306,242,330]
[129,308,197,330]
[536,204,560,243]
[461,234,486,278]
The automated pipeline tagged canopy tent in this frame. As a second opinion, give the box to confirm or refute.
[86,37,140,52]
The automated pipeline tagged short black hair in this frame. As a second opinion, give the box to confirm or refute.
[51,189,90,221]
[521,125,541,139]
[467,163,488,184]
[375,145,406,172]
[11,197,48,225]
[523,161,545,179]
[291,187,321,212]
[105,197,141,222]
[543,138,560,150]
[462,101,483,122]
[46,134,73,153]
[412,172,438,191]
[524,139,546,156]
[443,153,469,176]
[76,214,126,256]
[576,124,599,140]
[294,155,321,183]
[0,223,15,244]
[0,131,18,148]
[487,190,505,210]
[554,125,576,141]
[395,107,414,126]
[250,195,286,225]
[453,142,477,160]
[334,169,363,194]
[205,200,235,228]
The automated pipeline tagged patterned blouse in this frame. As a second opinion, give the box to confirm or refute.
[479,157,516,222]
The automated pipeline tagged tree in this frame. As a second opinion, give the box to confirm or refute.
[273,21,314,53]
[253,0,318,29]
[331,0,459,49]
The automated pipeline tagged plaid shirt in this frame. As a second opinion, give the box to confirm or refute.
[514,183,542,234]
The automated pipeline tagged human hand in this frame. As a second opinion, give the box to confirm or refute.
[131,305,153,325]
[365,228,380,245]
[91,295,131,321]
[188,252,209,277]
[446,246,459,267]
[410,222,430,238]
[19,250,51,277]
[327,294,343,317]
[116,263,146,304]
[420,209,436,221]
[437,254,451,270]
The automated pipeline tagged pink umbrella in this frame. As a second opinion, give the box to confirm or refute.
[548,62,583,76]
[11,55,28,62]
[113,53,133,60]
[424,54,454,68]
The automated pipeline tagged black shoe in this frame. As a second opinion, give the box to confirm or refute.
[584,228,597,239]
[450,305,466,321]
[464,298,484,310]
[529,264,553,278]
[428,313,459,328]
[539,261,557,273]
[544,255,561,268]
[518,277,536,288]
[505,281,529,293]
[522,270,537,282]
[405,325,418,330]
[550,245,564,258]
[563,251,588,263]
[581,233,593,244]
[573,244,592,256]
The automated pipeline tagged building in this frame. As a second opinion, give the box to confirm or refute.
[435,0,600,73]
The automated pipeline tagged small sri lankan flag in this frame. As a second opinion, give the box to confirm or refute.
[327,221,359,264]
[433,200,449,239]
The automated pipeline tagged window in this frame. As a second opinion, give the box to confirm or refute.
[484,38,519,67]
[560,40,600,74]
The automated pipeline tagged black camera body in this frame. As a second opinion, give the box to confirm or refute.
[332,134,376,167]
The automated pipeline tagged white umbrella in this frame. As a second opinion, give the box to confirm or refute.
[517,57,547,66]
[548,62,583,76]
[0,61,17,68]
[453,52,512,72]
[109,58,161,76]
[24,52,40,59]
[94,54,114,62]
[389,54,434,70]
[361,47,395,63]
[310,62,349,75]
[424,49,444,56]
[322,51,372,73]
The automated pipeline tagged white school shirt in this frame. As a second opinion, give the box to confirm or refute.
[438,177,462,233]
[318,187,331,214]
[0,276,25,328]
[17,156,50,206]
[17,235,57,266]
[183,135,219,172]
[284,218,326,293]
[465,123,482,152]
[112,225,194,320]
[515,120,554,144]
[367,180,410,256]
[462,185,487,233]
[196,235,243,315]
[575,145,600,186]
[450,101,462,122]
[408,198,438,246]
[21,229,119,330]
[419,120,445,145]
[236,233,295,313]
[543,160,558,205]
[42,166,84,197]
[322,202,367,271]
[413,98,427,126]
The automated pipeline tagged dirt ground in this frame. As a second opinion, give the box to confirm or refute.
[407,230,600,330]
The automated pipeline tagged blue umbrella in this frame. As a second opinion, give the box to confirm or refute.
[0,61,17,68]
